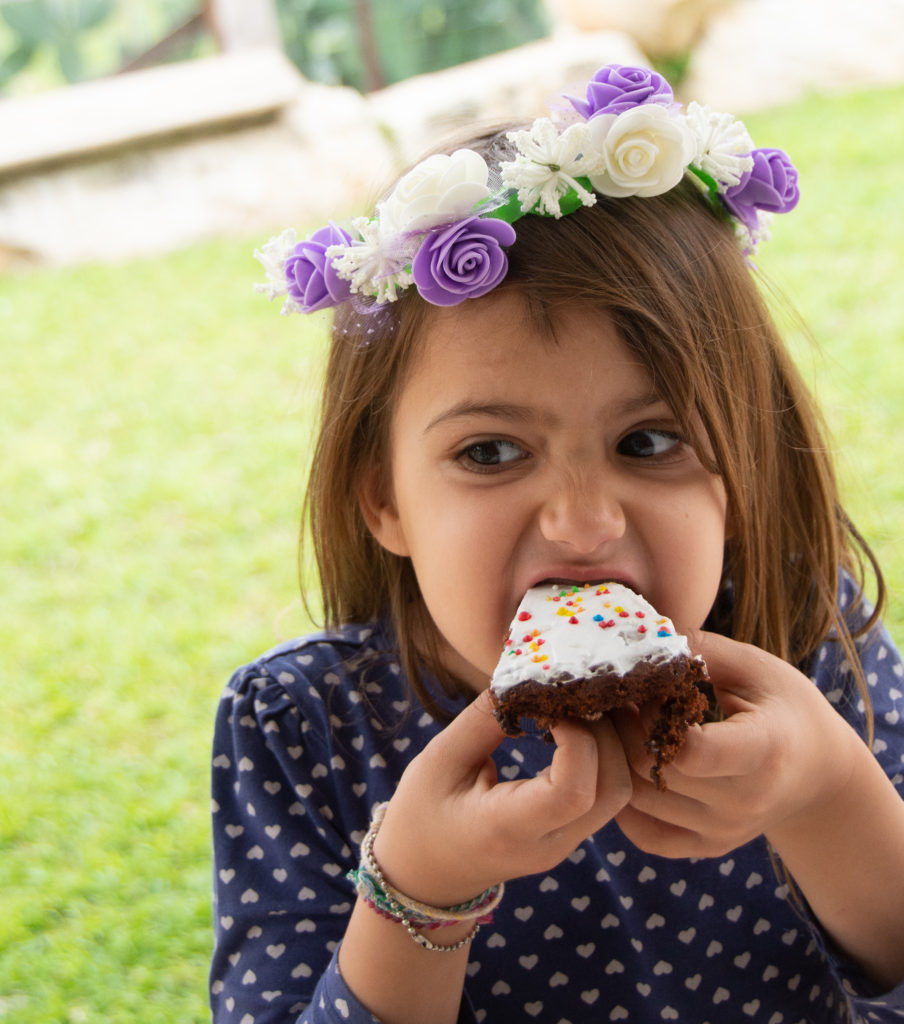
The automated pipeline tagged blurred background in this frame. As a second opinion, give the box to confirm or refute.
[0,0,549,94]
[2,1,903,1021]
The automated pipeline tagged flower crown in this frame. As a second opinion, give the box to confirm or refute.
[255,63,799,313]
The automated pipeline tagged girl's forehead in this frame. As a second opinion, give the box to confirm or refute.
[396,293,661,419]
[411,291,617,370]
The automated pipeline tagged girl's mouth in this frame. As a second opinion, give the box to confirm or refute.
[532,575,636,593]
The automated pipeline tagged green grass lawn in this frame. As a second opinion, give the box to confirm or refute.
[2,82,903,1022]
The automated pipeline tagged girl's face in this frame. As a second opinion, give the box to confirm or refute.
[363,291,728,693]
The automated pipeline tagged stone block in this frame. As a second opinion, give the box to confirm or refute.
[683,0,904,112]
[541,0,733,56]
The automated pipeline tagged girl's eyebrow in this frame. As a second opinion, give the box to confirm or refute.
[424,392,669,433]
[425,400,543,433]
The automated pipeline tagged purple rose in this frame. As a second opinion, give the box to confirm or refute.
[412,216,516,307]
[567,64,673,120]
[722,148,800,232]
[285,222,353,312]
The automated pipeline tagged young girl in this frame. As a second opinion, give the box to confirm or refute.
[210,65,904,1023]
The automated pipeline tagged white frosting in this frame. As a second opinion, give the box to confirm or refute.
[491,582,691,694]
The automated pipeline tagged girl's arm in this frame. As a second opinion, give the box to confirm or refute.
[213,658,631,1024]
[337,689,633,1024]
[613,630,904,990]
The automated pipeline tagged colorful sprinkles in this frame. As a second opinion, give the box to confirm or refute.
[498,582,686,678]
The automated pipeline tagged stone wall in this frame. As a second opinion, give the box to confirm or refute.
[0,32,646,267]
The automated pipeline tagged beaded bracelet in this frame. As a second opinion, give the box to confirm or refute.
[349,802,504,952]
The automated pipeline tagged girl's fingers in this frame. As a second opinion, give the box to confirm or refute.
[420,691,631,833]
[546,718,608,814]
[625,765,710,826]
[669,715,769,780]
[385,690,632,890]
[475,715,629,845]
[615,800,706,859]
[547,717,633,829]
[612,631,796,785]
[419,688,508,777]
[688,630,791,719]
[609,706,654,776]
[612,631,857,859]
[675,631,824,783]
[487,716,631,870]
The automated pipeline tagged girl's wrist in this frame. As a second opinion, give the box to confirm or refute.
[371,801,501,909]
[350,802,504,952]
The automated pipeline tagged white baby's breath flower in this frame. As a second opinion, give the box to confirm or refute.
[329,217,415,304]
[253,227,296,302]
[500,119,598,218]
[587,105,696,199]
[736,208,773,256]
[685,101,754,188]
[379,149,491,237]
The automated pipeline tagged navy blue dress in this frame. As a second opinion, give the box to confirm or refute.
[210,579,904,1023]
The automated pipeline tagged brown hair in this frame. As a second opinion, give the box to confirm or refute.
[302,129,884,730]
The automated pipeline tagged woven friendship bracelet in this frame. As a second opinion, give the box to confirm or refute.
[349,802,505,952]
[350,866,501,929]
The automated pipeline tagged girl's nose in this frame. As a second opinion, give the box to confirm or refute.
[537,472,627,554]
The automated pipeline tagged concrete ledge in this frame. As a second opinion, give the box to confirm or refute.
[0,48,303,175]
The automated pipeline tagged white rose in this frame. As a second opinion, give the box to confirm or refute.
[378,149,491,236]
[587,105,696,198]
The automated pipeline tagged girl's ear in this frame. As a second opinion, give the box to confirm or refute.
[357,468,410,557]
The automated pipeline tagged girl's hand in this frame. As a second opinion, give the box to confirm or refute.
[373,688,632,908]
[613,629,904,988]
[612,630,860,859]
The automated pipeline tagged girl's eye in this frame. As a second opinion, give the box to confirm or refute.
[459,440,527,471]
[617,428,682,459]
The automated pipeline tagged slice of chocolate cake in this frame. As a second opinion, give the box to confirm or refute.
[489,582,709,787]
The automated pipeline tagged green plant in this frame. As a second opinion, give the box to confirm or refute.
[0,0,115,85]
[276,0,549,91]
[0,0,206,92]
